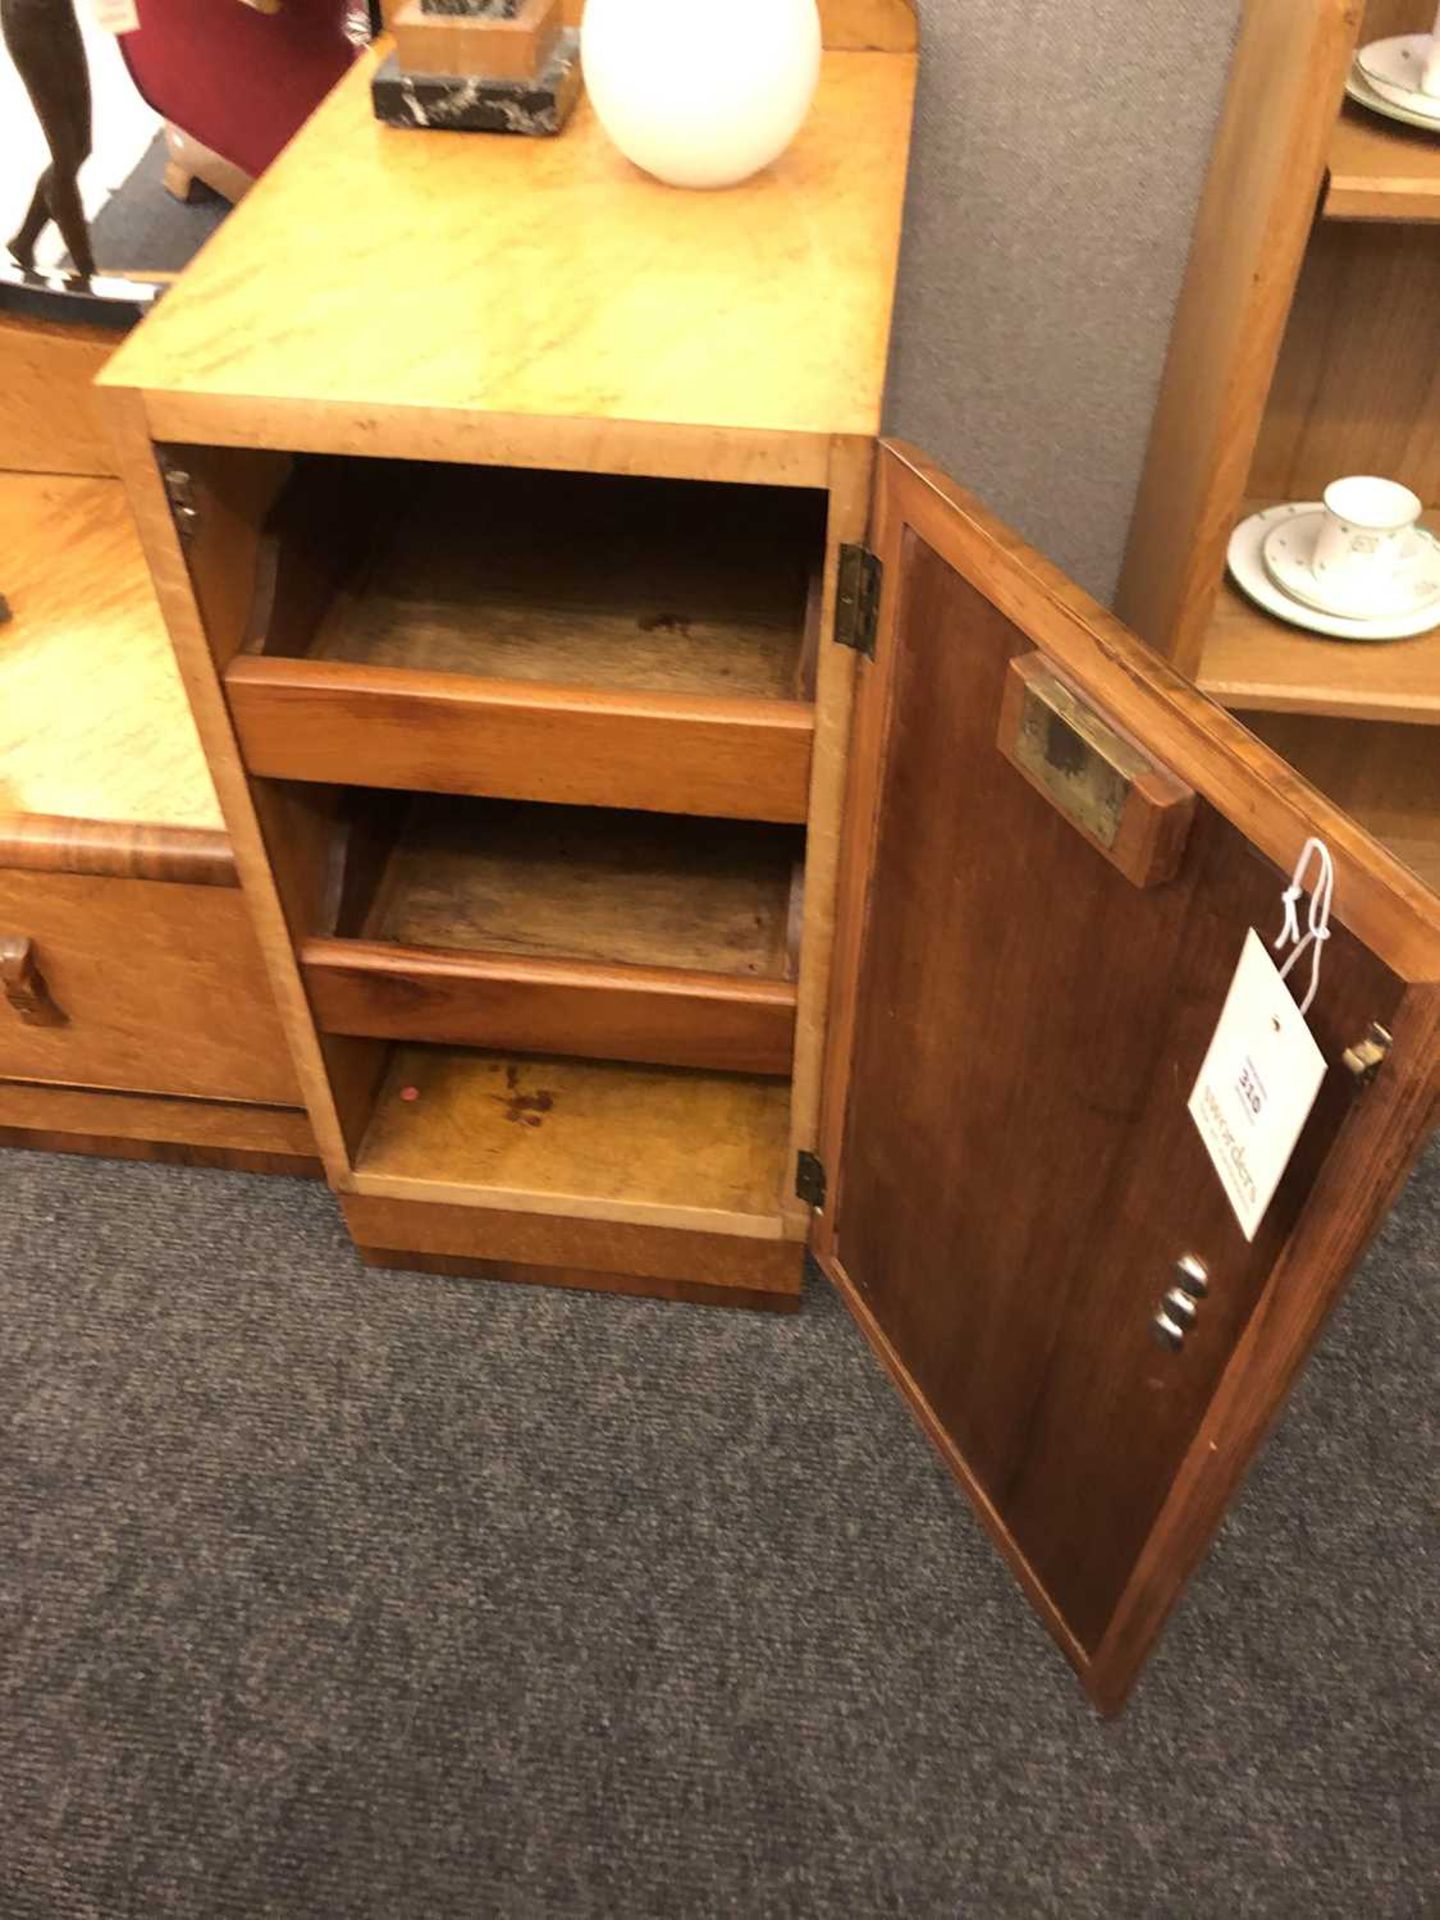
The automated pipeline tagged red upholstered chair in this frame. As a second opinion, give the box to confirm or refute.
[119,0,359,199]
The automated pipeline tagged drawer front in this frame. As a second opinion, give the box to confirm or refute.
[0,868,300,1105]
[225,659,815,824]
[302,938,797,1076]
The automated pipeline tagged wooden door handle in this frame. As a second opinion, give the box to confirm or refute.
[0,935,66,1026]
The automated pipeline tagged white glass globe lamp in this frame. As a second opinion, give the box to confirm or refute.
[581,0,823,190]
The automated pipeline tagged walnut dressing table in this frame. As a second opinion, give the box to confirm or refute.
[0,306,314,1170]
[98,4,1440,1710]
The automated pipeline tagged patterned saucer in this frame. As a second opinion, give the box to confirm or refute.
[1261,509,1440,621]
[1345,62,1440,134]
[1226,504,1440,644]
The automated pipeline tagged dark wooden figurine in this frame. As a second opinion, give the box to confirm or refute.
[2,0,96,280]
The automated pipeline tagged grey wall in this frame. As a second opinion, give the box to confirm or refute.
[884,0,1242,601]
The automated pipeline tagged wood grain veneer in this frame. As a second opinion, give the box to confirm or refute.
[1248,222,1439,512]
[301,797,800,1072]
[285,465,823,701]
[333,798,802,977]
[349,1046,797,1239]
[0,1078,318,1172]
[0,474,223,835]
[305,945,797,1075]
[1241,711,1440,894]
[355,1246,802,1312]
[1324,106,1440,221]
[98,48,917,477]
[0,815,233,886]
[0,868,302,1104]
[0,311,116,476]
[344,1191,804,1305]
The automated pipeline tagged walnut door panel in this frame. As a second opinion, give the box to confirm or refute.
[817,445,1440,1711]
[0,868,301,1105]
[832,540,1402,1651]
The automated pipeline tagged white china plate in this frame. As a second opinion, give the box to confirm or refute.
[1261,509,1440,620]
[1355,35,1440,118]
[1227,504,1440,643]
[1345,63,1440,133]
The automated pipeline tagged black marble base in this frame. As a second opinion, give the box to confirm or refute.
[371,32,580,136]
[419,0,520,14]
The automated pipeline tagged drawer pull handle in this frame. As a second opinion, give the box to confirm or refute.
[0,936,66,1026]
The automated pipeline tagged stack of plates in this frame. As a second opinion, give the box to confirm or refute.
[1226,503,1440,643]
[1346,34,1440,133]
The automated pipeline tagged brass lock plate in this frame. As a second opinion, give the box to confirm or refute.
[1012,666,1148,850]
[997,653,1196,889]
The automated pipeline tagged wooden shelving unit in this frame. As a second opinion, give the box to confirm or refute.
[1118,0,1440,896]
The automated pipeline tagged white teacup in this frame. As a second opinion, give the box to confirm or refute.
[1309,475,1424,612]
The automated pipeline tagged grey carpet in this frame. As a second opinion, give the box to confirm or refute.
[83,134,230,279]
[1,1140,1435,1918]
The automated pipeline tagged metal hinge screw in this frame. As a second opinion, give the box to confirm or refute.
[1341,1022,1392,1088]
[795,1150,827,1209]
[162,465,200,539]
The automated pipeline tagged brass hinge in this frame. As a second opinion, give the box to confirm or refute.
[795,1150,827,1209]
[162,464,200,539]
[1341,1022,1392,1089]
[835,544,882,659]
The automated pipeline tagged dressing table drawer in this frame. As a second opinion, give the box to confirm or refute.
[0,865,299,1106]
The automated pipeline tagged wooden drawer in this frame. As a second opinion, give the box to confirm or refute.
[221,458,823,824]
[0,866,300,1105]
[296,795,801,1075]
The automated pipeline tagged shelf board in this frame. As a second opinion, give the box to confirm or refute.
[353,1047,794,1237]
[1324,107,1440,222]
[360,798,801,980]
[0,473,222,831]
[1199,508,1440,723]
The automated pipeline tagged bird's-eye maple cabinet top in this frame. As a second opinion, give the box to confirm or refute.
[100,28,919,484]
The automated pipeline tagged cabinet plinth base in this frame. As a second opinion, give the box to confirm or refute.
[342,1191,806,1311]
[356,1244,802,1313]
[0,1081,320,1177]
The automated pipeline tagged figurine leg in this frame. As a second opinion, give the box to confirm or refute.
[1,0,96,279]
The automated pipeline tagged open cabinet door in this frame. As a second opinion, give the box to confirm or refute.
[813,444,1440,1714]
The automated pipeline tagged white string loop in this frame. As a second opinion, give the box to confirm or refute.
[1272,836,1333,1017]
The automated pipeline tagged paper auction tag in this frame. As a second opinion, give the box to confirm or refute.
[89,0,139,34]
[1188,929,1327,1241]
